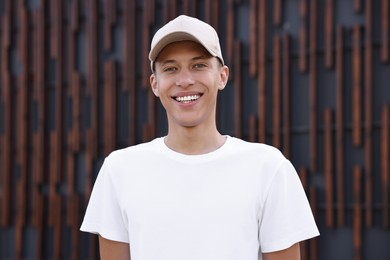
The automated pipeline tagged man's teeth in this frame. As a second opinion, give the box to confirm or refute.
[175,95,200,103]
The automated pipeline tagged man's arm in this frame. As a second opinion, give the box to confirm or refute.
[262,243,300,260]
[99,235,131,260]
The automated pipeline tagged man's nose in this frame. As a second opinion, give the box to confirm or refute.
[175,69,195,87]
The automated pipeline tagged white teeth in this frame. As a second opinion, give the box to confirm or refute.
[175,95,200,103]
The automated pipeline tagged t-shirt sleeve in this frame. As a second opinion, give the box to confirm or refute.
[80,158,129,243]
[258,159,320,253]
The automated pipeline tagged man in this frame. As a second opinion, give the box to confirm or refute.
[81,15,319,260]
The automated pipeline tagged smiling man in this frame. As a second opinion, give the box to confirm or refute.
[80,15,319,260]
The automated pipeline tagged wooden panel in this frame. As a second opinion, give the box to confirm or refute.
[258,0,267,143]
[309,0,318,172]
[143,0,155,87]
[32,3,47,258]
[382,0,389,62]
[365,0,374,227]
[0,0,12,228]
[274,0,282,26]
[249,0,258,76]
[104,61,117,156]
[283,34,292,159]
[353,165,363,260]
[123,0,137,144]
[16,3,30,258]
[382,105,390,228]
[352,25,362,147]
[273,35,282,149]
[324,0,334,68]
[336,25,345,226]
[104,0,117,51]
[226,0,235,64]
[354,0,363,13]
[248,114,257,143]
[299,0,308,73]
[324,108,334,228]
[86,0,99,200]
[299,167,310,260]
[234,41,242,138]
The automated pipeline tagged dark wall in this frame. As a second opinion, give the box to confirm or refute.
[0,0,389,259]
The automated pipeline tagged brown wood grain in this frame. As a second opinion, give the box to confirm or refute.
[234,41,242,138]
[354,0,363,13]
[104,61,118,156]
[352,25,363,147]
[382,105,390,228]
[309,0,318,172]
[274,0,282,26]
[324,108,334,228]
[248,114,257,142]
[336,25,345,226]
[283,34,292,159]
[104,0,116,51]
[299,167,310,259]
[249,0,258,76]
[258,0,267,143]
[365,0,374,227]
[124,0,137,145]
[32,3,47,258]
[382,0,389,62]
[143,0,155,87]
[273,35,282,149]
[353,165,363,260]
[299,0,308,73]
[227,0,235,64]
[324,0,334,68]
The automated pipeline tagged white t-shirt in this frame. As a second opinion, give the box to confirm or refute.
[80,136,319,260]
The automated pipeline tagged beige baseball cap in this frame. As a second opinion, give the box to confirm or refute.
[149,15,224,72]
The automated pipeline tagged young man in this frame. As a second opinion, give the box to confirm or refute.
[81,15,320,260]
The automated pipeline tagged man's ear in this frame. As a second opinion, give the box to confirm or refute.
[150,74,159,97]
[218,65,229,90]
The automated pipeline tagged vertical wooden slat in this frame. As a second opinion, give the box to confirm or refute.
[234,41,242,138]
[249,0,258,76]
[32,2,47,258]
[365,0,374,227]
[353,165,363,260]
[86,1,99,257]
[274,0,282,26]
[354,0,363,13]
[104,0,116,51]
[226,0,235,64]
[50,0,65,258]
[124,0,137,145]
[309,186,318,260]
[382,0,389,63]
[299,167,310,260]
[273,35,282,149]
[324,108,334,228]
[324,0,334,68]
[0,0,12,230]
[258,0,267,143]
[309,0,318,172]
[283,34,291,159]
[382,105,390,228]
[299,0,308,73]
[104,61,117,156]
[352,25,362,147]
[16,2,30,258]
[143,0,155,87]
[336,25,345,226]
[86,0,99,201]
[248,115,257,142]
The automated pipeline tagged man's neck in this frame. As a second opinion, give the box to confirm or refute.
[164,127,226,155]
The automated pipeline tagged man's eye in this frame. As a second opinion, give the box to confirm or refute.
[193,63,207,69]
[163,67,177,72]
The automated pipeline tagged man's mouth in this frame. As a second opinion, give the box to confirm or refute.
[174,94,201,103]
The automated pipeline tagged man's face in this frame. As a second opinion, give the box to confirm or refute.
[150,40,229,129]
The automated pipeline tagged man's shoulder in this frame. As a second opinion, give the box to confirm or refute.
[107,137,164,161]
